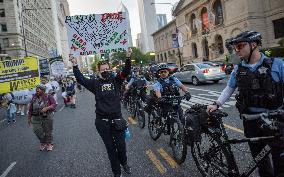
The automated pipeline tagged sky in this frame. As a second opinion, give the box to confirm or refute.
[67,0,179,46]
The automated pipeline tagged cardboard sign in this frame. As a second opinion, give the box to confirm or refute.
[0,57,40,94]
[65,12,129,57]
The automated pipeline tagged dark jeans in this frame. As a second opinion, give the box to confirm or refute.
[243,119,284,177]
[95,118,128,176]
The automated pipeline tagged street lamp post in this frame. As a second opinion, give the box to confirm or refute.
[21,7,51,57]
[150,2,183,67]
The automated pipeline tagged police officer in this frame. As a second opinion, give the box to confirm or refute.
[70,49,132,177]
[207,31,284,177]
[125,68,149,102]
[28,84,57,151]
[145,64,191,117]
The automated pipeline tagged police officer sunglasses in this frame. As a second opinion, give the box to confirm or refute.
[234,42,248,51]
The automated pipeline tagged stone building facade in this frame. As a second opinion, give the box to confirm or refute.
[152,20,178,63]
[153,0,284,65]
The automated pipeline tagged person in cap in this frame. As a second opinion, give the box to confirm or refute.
[207,31,284,176]
[28,84,57,151]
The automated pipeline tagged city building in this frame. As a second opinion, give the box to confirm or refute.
[0,0,70,66]
[137,0,158,53]
[54,0,70,67]
[157,14,167,29]
[152,19,178,64]
[119,3,133,47]
[0,0,57,59]
[136,33,143,52]
[153,0,284,65]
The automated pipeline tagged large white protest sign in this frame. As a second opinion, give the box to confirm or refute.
[12,90,33,105]
[65,12,128,57]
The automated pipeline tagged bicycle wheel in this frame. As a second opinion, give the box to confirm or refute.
[170,114,187,164]
[136,101,146,129]
[191,131,238,177]
[148,110,162,140]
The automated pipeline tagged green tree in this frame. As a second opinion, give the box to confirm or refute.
[90,55,101,72]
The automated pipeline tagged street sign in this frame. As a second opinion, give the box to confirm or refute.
[172,33,179,48]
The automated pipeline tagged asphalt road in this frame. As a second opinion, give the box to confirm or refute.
[0,77,259,177]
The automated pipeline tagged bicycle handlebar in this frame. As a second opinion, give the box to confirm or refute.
[242,109,284,121]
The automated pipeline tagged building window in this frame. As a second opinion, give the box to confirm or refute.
[1,24,7,32]
[213,0,224,25]
[3,38,9,47]
[192,43,198,58]
[0,9,5,17]
[273,18,284,39]
[201,7,209,30]
[190,14,197,34]
[164,53,167,61]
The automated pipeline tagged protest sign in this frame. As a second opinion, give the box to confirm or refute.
[50,57,65,76]
[12,89,33,105]
[65,12,129,57]
[0,57,40,94]
[39,58,50,76]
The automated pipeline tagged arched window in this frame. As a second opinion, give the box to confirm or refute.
[190,14,197,34]
[191,43,198,58]
[213,0,224,25]
[215,35,224,54]
[201,7,209,30]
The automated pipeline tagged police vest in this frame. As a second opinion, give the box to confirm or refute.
[158,77,180,96]
[236,58,283,110]
[132,77,146,88]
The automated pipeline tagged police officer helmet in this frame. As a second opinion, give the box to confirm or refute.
[36,84,46,92]
[158,63,169,72]
[229,31,262,46]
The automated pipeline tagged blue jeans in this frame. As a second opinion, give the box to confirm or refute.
[6,109,15,122]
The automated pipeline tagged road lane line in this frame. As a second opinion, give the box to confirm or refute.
[146,149,167,174]
[158,148,178,169]
[59,106,65,112]
[128,117,137,125]
[1,162,16,177]
[224,124,244,134]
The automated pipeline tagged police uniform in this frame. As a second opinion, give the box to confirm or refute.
[228,53,284,176]
[73,58,131,177]
[126,76,149,102]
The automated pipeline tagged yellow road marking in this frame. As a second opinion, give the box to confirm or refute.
[158,148,178,169]
[146,149,167,174]
[128,117,137,125]
[224,124,244,134]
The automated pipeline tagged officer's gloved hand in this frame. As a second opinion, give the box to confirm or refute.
[185,91,191,101]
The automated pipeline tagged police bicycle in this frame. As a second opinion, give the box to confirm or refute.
[190,106,284,177]
[131,86,147,129]
[147,95,189,163]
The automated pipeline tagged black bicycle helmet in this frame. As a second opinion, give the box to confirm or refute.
[158,63,169,72]
[229,31,262,46]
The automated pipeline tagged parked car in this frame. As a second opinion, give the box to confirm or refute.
[167,62,179,73]
[173,63,226,85]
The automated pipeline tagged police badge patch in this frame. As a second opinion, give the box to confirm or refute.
[258,66,268,74]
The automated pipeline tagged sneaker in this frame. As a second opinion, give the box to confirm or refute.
[122,164,131,174]
[21,111,25,116]
[39,143,46,151]
[46,144,53,151]
[13,119,16,123]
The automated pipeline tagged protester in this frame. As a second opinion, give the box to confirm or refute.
[1,92,16,124]
[28,84,57,151]
[71,48,132,177]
